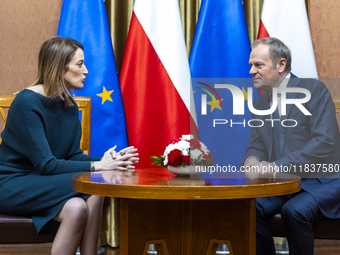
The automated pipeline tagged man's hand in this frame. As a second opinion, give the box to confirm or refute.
[244,157,275,178]
[244,157,260,167]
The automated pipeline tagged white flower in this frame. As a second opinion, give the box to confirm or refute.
[182,149,189,156]
[163,144,174,166]
[174,140,190,151]
[200,142,209,154]
[163,144,174,154]
[181,134,192,141]
[190,149,202,160]
[154,134,213,167]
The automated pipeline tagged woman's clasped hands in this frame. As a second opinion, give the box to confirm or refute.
[93,146,139,171]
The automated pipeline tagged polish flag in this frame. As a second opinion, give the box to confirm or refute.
[120,0,197,168]
[258,0,318,80]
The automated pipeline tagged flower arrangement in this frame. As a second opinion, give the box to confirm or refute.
[151,134,214,167]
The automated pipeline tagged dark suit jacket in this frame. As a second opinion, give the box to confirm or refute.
[242,73,340,219]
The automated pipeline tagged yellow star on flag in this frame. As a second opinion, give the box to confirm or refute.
[242,87,248,101]
[207,96,223,112]
[97,86,113,104]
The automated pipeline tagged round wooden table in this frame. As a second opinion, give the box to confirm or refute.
[73,168,300,255]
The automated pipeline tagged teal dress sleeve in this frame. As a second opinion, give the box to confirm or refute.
[1,90,100,175]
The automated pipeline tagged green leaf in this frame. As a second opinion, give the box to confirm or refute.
[180,162,187,167]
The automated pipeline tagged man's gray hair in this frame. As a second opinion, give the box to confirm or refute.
[252,37,292,73]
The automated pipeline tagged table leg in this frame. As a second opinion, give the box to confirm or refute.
[119,198,256,255]
[191,199,256,255]
[120,199,183,255]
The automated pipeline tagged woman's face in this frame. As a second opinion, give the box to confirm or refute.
[64,48,88,90]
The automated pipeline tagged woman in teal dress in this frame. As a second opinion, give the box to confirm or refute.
[0,37,139,255]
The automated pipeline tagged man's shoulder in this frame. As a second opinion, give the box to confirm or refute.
[290,74,327,92]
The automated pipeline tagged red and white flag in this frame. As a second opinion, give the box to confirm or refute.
[258,0,318,79]
[120,0,197,168]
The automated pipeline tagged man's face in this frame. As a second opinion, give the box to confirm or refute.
[248,44,282,92]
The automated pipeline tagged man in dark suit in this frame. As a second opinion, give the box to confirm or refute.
[242,37,340,255]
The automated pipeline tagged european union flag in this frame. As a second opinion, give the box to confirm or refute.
[190,0,258,169]
[57,0,128,156]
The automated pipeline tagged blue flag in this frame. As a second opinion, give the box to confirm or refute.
[57,0,128,156]
[190,0,258,170]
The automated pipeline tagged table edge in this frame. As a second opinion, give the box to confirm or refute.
[73,174,301,200]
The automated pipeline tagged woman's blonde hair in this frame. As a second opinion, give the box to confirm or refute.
[31,37,84,107]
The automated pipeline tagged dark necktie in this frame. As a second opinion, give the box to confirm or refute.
[272,107,281,160]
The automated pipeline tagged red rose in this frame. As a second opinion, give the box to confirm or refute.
[190,139,201,150]
[170,138,181,144]
[182,155,191,165]
[167,149,182,167]
[203,153,213,160]
[201,153,213,164]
